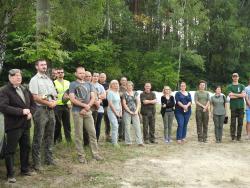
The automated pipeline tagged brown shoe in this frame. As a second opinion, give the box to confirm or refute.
[138,144,145,147]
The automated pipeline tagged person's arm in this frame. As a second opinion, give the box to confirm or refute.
[175,92,184,108]
[246,92,250,107]
[0,89,24,116]
[204,93,210,111]
[29,90,36,115]
[143,99,157,104]
[184,93,192,110]
[229,85,246,99]
[135,95,140,115]
[90,91,98,109]
[69,93,89,109]
[194,92,205,108]
[32,94,56,108]
[229,92,246,99]
[99,86,106,100]
[142,92,157,104]
[161,96,166,107]
[108,98,119,116]
[169,96,175,108]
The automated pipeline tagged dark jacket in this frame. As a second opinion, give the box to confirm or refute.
[0,83,36,132]
[160,95,175,117]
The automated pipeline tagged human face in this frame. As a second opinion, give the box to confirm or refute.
[232,75,239,82]
[99,73,106,83]
[199,82,206,91]
[111,82,119,91]
[84,72,92,82]
[144,83,151,93]
[9,72,22,86]
[120,77,127,86]
[180,83,186,91]
[36,60,47,74]
[75,68,85,81]
[127,83,133,91]
[164,88,170,95]
[57,69,64,79]
[215,87,221,95]
[92,73,99,83]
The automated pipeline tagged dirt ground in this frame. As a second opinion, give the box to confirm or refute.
[0,109,250,188]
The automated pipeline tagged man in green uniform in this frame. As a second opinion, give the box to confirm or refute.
[227,73,245,141]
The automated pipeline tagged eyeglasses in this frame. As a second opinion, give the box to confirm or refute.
[58,72,64,74]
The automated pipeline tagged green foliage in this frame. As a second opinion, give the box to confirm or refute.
[1,0,250,90]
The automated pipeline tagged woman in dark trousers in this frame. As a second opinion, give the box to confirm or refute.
[210,86,228,143]
[161,86,175,143]
[174,82,192,144]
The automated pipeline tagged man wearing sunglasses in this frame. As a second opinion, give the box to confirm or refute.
[54,68,71,143]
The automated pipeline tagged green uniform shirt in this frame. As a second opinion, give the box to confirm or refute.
[211,95,226,115]
[227,84,245,110]
[194,90,210,111]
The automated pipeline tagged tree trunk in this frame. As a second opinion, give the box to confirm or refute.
[36,0,50,37]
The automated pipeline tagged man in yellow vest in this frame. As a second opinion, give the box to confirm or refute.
[54,68,71,143]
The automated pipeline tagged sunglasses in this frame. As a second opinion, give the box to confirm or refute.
[58,72,64,74]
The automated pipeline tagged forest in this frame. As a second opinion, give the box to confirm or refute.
[1,0,250,90]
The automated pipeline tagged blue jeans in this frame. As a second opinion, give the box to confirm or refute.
[107,110,119,144]
[175,112,191,140]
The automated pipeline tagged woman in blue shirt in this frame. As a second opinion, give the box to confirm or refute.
[175,82,192,144]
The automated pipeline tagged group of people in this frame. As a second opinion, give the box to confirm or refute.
[161,74,250,145]
[0,59,249,183]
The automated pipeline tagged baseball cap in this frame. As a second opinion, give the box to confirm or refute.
[232,73,239,77]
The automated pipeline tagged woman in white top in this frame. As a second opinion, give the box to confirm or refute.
[107,80,122,147]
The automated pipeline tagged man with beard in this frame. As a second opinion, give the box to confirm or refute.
[29,59,57,171]
[69,67,103,163]
[54,68,71,143]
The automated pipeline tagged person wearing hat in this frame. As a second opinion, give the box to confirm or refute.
[227,73,246,141]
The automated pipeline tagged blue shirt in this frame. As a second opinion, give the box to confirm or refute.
[245,86,250,110]
[175,91,192,114]
[107,90,121,113]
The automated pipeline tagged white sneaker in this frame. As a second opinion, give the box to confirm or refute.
[165,139,169,143]
[8,177,16,183]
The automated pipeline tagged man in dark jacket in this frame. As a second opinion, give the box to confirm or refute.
[0,69,36,183]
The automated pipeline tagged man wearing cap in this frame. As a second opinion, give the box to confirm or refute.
[54,68,71,143]
[0,69,36,183]
[227,73,246,141]
[29,59,57,170]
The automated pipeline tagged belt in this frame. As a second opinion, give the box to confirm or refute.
[37,106,53,110]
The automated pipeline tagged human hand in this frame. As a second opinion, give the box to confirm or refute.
[84,104,90,111]
[48,100,57,108]
[95,101,101,109]
[23,109,30,115]
[80,109,87,115]
[27,113,32,120]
